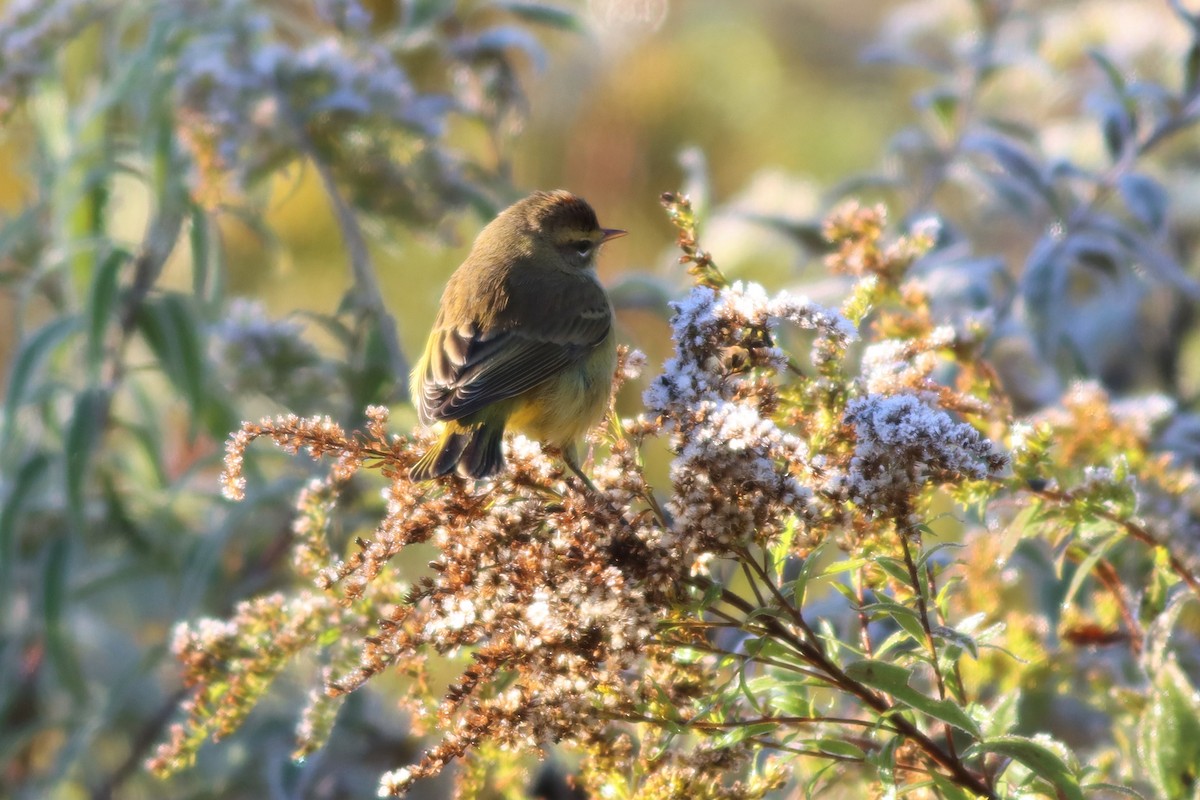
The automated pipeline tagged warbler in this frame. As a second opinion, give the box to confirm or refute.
[410,190,625,482]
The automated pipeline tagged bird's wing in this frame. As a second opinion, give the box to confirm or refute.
[416,281,611,424]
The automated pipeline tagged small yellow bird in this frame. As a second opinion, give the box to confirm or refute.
[410,190,625,483]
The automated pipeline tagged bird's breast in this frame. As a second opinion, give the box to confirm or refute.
[506,331,617,446]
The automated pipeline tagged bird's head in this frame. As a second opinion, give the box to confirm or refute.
[506,190,626,270]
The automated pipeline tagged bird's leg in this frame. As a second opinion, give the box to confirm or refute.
[566,460,601,495]
[561,442,600,495]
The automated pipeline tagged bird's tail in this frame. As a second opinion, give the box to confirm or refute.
[410,421,505,481]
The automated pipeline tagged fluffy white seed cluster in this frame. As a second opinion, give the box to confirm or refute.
[644,283,856,414]
[841,393,1008,515]
[668,399,814,550]
[644,283,849,552]
[860,325,957,395]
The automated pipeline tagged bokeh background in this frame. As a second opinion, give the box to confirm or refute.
[221,0,908,401]
[4,0,1200,797]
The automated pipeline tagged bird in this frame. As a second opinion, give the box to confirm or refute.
[410,190,625,485]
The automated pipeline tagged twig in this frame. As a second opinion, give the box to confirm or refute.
[91,688,188,800]
[689,575,997,799]
[274,87,410,397]
[1033,487,1200,599]
[898,529,959,764]
[1093,556,1145,656]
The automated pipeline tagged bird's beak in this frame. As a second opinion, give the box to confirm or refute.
[601,228,628,243]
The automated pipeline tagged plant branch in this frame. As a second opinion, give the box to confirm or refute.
[689,575,997,799]
[1033,487,1200,599]
[275,90,410,398]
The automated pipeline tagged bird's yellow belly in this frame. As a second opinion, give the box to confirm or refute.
[507,334,617,447]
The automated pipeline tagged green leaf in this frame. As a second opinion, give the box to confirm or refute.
[811,737,866,760]
[863,599,927,645]
[2,316,81,452]
[961,130,1053,208]
[737,656,767,715]
[43,536,89,704]
[1142,590,1196,674]
[932,624,978,660]
[1088,48,1128,94]
[929,771,973,800]
[1186,39,1200,99]
[0,452,52,612]
[712,721,778,749]
[64,387,109,536]
[977,689,1020,739]
[403,0,455,29]
[967,736,1083,800]
[135,293,208,422]
[87,248,127,379]
[769,681,813,718]
[772,515,797,579]
[1137,658,1200,799]
[498,1,580,31]
[784,539,834,607]
[916,540,964,572]
[346,312,394,408]
[874,555,913,587]
[844,660,982,738]
[1061,534,1118,611]
[923,87,960,129]
[1080,783,1146,799]
[189,207,213,301]
[1117,173,1169,234]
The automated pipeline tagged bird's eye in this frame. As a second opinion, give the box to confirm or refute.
[574,240,594,258]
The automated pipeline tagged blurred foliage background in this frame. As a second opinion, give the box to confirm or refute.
[3,0,1200,798]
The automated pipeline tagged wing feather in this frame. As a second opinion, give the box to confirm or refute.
[417,278,610,424]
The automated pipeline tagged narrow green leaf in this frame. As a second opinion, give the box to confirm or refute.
[1080,783,1145,799]
[0,452,52,614]
[713,721,778,749]
[1117,173,1169,233]
[64,387,109,536]
[967,736,1083,800]
[770,683,813,718]
[737,656,767,715]
[1186,39,1200,98]
[498,1,580,31]
[784,538,833,607]
[87,248,127,379]
[929,771,973,800]
[136,293,209,421]
[863,599,927,645]
[772,516,797,579]
[189,207,211,300]
[961,130,1053,208]
[932,624,978,660]
[874,556,912,587]
[2,316,81,451]
[1137,658,1200,799]
[1088,48,1127,93]
[844,659,982,738]
[1142,590,1196,674]
[916,541,964,572]
[43,536,89,704]
[811,737,866,759]
[1061,536,1117,611]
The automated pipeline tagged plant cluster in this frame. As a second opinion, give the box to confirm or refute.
[152,194,1200,798]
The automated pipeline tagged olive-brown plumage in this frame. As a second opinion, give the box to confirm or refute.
[410,190,624,481]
